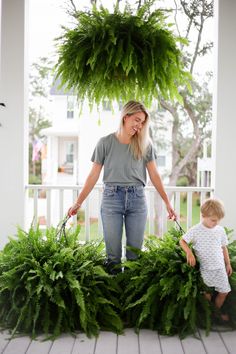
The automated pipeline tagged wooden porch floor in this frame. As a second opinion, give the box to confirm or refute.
[0,328,235,354]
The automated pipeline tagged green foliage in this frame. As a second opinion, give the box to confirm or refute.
[118,228,212,337]
[1,224,236,339]
[55,3,190,107]
[0,223,122,338]
[28,173,42,185]
[29,57,54,98]
[224,239,236,326]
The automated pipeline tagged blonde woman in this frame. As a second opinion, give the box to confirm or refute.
[68,101,176,273]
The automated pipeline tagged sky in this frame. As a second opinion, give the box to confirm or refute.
[29,0,136,62]
[29,0,69,62]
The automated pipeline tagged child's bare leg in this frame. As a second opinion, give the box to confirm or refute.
[215,292,229,321]
[215,292,228,308]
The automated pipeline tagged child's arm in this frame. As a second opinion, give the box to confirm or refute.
[179,239,196,267]
[222,246,233,276]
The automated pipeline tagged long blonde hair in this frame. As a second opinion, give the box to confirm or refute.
[119,100,151,160]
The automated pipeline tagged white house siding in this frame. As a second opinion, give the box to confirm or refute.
[77,103,120,184]
[42,99,121,220]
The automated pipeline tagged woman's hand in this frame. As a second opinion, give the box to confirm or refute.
[68,202,81,217]
[166,202,177,220]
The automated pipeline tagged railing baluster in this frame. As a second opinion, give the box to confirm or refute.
[46,189,51,228]
[33,189,38,229]
[187,191,192,230]
[162,200,167,234]
[149,189,155,235]
[175,191,181,220]
[72,189,78,230]
[25,185,214,237]
[85,197,90,241]
[59,189,64,221]
[200,191,206,206]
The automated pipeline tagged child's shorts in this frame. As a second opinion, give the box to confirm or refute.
[201,268,231,293]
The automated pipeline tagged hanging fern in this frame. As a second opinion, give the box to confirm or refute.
[55,2,191,107]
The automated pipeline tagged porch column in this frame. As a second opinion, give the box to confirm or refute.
[0,0,28,248]
[212,0,236,238]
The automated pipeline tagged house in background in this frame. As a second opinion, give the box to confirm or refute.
[39,87,172,225]
[38,85,121,224]
[42,85,121,187]
[42,85,172,188]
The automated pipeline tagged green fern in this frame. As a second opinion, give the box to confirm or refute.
[0,224,122,338]
[119,229,212,337]
[55,3,191,107]
[1,223,236,339]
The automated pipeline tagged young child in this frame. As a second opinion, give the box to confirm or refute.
[180,198,232,320]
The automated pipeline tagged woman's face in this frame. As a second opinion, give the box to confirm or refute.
[123,111,146,136]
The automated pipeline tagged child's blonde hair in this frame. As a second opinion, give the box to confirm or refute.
[201,198,225,219]
[119,100,150,160]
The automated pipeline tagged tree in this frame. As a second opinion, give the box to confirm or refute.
[152,0,213,187]
[146,0,213,234]
[60,0,213,233]
[65,0,213,187]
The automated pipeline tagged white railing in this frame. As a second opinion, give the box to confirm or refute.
[25,184,214,239]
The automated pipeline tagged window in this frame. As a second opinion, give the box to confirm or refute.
[67,96,75,119]
[66,142,74,163]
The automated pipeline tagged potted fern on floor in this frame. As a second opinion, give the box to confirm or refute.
[0,222,122,339]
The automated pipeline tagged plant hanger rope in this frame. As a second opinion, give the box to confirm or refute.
[55,2,191,107]
[175,219,185,235]
[56,215,70,244]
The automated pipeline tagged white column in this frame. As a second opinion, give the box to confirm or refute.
[0,0,28,248]
[212,0,236,237]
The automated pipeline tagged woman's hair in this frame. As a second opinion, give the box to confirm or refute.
[200,198,225,219]
[119,100,151,159]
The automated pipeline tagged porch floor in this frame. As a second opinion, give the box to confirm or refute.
[0,328,235,354]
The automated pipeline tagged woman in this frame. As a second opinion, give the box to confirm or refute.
[68,101,176,273]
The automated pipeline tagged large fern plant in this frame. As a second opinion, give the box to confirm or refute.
[0,224,122,338]
[55,2,190,106]
[0,224,235,339]
[118,228,212,338]
[118,228,236,337]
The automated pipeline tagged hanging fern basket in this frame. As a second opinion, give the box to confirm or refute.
[55,4,190,107]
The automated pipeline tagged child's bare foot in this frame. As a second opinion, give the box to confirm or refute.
[221,313,229,322]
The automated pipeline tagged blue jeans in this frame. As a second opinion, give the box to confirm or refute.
[101,184,148,263]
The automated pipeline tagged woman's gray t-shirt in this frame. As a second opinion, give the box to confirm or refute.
[91,133,157,186]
